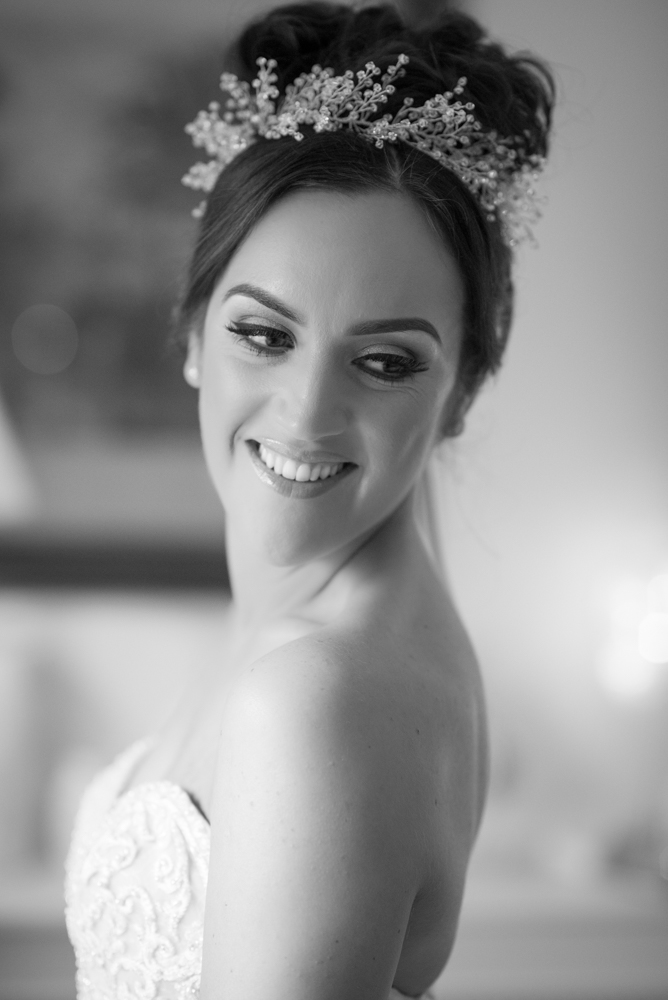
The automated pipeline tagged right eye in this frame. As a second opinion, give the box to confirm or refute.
[226,322,294,356]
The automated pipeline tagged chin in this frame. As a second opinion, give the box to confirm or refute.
[219,450,411,568]
[244,502,351,568]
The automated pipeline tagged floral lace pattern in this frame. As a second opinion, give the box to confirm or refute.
[64,739,210,1000]
[64,739,432,1000]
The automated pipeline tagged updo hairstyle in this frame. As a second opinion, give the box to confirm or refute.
[175,2,554,435]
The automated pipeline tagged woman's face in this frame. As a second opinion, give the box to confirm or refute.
[188,189,463,566]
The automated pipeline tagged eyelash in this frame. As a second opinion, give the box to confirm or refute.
[226,322,429,384]
[227,322,291,355]
[353,352,428,383]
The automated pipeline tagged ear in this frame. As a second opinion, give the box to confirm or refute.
[438,381,467,440]
[183,330,202,388]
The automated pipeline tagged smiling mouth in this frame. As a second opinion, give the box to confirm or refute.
[257,442,348,482]
[247,441,356,498]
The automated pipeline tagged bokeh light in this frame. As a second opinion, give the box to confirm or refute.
[598,573,668,697]
[598,636,659,698]
[638,612,668,665]
[11,304,78,375]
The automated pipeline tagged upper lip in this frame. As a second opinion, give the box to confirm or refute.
[251,438,356,466]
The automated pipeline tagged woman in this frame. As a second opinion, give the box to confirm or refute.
[64,3,553,997]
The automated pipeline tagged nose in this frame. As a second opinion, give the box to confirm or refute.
[274,345,349,441]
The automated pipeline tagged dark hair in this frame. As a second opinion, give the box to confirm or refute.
[175,1,554,435]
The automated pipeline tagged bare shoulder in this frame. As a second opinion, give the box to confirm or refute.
[201,634,427,998]
[225,630,352,719]
[200,623,486,997]
[217,621,484,853]
[217,632,427,837]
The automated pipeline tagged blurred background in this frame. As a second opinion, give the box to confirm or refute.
[0,0,667,997]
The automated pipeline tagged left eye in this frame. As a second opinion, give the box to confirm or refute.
[353,351,428,382]
[227,323,293,355]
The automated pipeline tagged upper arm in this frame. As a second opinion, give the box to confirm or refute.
[199,647,422,1000]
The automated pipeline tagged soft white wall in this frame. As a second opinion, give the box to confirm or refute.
[444,0,668,869]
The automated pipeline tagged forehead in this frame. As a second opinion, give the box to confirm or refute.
[217,189,463,332]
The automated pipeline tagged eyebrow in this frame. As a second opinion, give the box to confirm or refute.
[223,284,302,323]
[350,317,441,343]
[222,283,442,343]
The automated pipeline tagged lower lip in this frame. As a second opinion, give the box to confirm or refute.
[247,442,356,499]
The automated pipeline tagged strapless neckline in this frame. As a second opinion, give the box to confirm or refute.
[114,735,210,822]
[65,737,433,1000]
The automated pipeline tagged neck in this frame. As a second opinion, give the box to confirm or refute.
[224,495,418,646]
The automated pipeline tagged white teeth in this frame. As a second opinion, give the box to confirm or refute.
[282,459,298,480]
[256,445,346,483]
[259,444,274,470]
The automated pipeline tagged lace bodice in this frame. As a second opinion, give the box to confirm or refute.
[64,738,432,1000]
[65,739,209,1000]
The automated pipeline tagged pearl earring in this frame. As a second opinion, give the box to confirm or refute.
[185,364,200,387]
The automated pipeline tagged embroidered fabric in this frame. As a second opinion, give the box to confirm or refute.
[64,738,432,1000]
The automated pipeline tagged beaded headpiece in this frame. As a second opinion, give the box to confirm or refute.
[183,55,544,246]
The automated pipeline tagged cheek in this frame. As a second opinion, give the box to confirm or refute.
[198,351,256,438]
[369,383,449,476]
[196,358,258,500]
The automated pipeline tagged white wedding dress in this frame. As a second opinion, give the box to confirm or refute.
[65,737,434,999]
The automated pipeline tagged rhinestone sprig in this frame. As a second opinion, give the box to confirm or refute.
[183,56,545,245]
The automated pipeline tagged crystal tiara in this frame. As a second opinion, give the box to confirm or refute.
[183,55,545,246]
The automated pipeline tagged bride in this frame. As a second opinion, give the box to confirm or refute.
[64,3,553,998]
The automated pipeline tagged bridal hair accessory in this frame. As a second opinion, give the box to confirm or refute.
[183,55,544,245]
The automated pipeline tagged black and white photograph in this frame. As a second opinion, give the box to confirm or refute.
[0,1,667,998]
